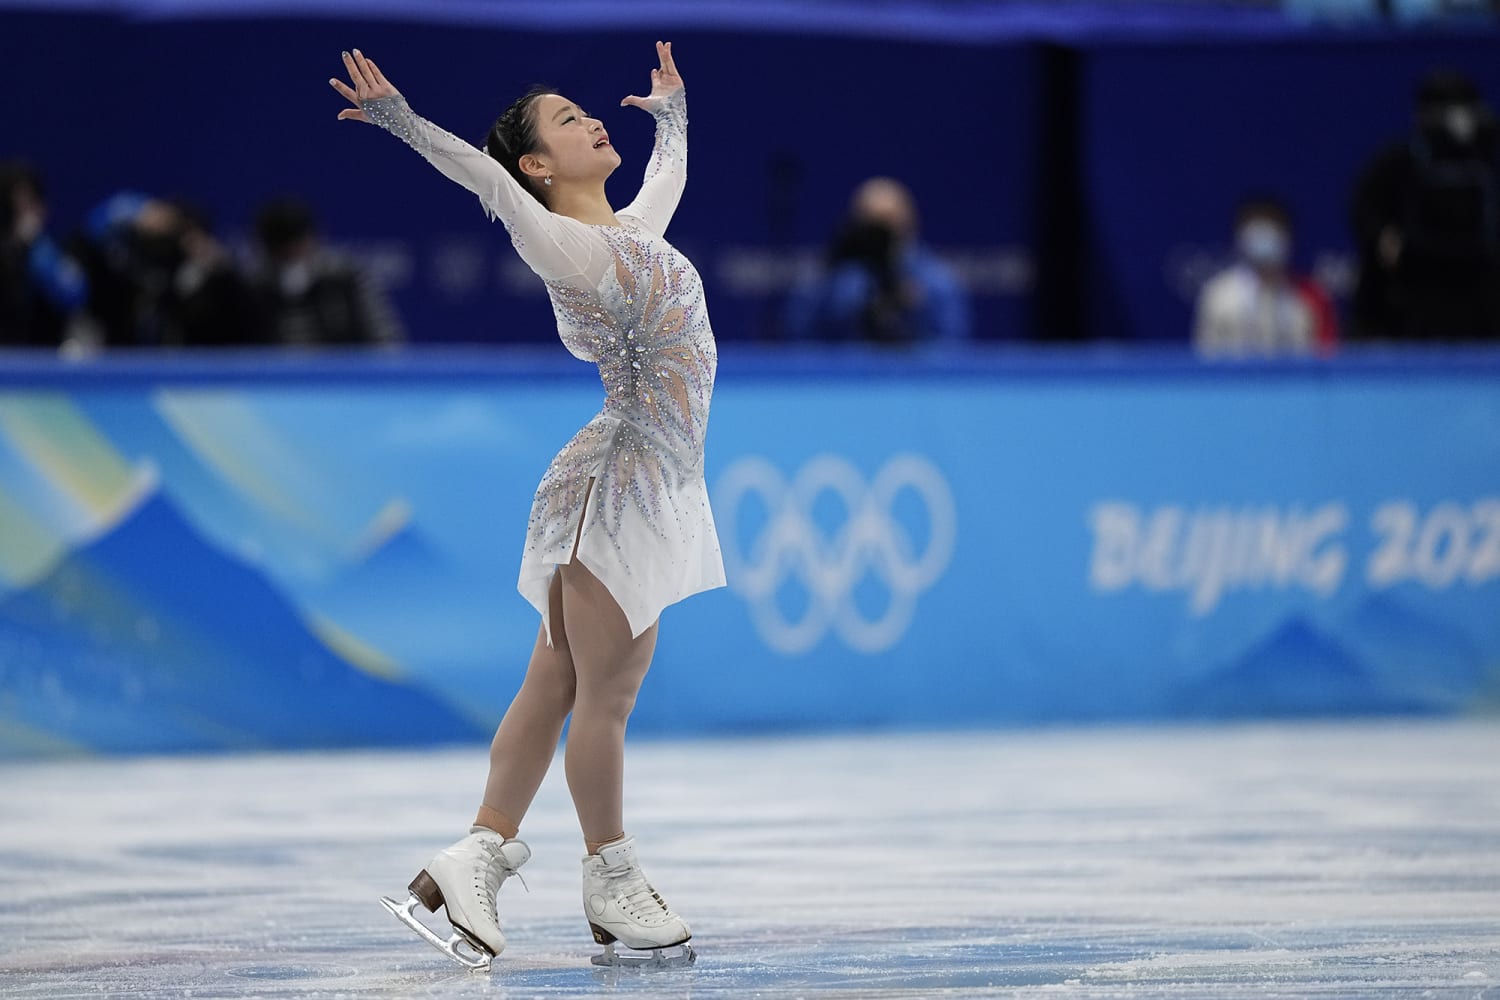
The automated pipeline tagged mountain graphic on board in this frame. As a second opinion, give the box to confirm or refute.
[0,480,486,755]
[1335,590,1486,710]
[309,497,513,678]
[322,498,453,605]
[1174,615,1436,720]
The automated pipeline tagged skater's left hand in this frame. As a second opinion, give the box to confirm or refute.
[329,48,401,123]
[620,41,683,113]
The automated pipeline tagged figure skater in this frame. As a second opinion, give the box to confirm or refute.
[330,42,724,970]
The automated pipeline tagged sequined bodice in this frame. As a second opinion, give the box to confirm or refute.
[358,83,724,639]
[547,225,716,469]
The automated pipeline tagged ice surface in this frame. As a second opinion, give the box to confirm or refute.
[1,721,1498,998]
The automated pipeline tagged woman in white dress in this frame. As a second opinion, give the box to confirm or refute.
[331,42,723,969]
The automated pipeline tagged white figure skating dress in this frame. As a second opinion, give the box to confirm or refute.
[364,89,725,638]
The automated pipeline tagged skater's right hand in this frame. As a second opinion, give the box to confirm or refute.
[329,48,400,124]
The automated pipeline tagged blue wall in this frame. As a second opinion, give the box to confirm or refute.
[3,4,1499,345]
[1077,35,1500,343]
[1,346,1497,755]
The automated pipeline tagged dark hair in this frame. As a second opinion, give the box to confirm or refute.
[1235,195,1292,232]
[0,159,44,237]
[485,84,556,207]
[0,159,44,205]
[0,162,44,245]
[1415,69,1481,111]
[256,197,318,257]
[165,198,213,238]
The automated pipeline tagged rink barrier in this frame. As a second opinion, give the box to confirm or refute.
[0,346,1497,755]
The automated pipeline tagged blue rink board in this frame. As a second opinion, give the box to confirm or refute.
[0,347,1498,755]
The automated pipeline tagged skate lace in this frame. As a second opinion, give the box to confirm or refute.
[598,860,670,920]
[475,841,528,920]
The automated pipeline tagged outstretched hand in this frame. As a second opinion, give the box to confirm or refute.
[329,48,400,124]
[620,41,683,113]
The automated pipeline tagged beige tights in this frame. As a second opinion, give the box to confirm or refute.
[475,486,658,853]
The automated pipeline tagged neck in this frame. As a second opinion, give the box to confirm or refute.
[1245,262,1286,285]
[549,184,619,227]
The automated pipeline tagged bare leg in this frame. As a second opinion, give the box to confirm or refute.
[475,568,578,836]
[559,558,659,852]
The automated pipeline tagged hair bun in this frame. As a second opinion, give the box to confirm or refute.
[484,84,556,207]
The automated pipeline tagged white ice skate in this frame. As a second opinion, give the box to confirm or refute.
[582,835,696,969]
[379,827,530,971]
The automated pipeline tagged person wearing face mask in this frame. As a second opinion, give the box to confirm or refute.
[157,201,265,349]
[0,160,92,349]
[64,192,186,347]
[1193,197,1338,358]
[251,197,403,348]
[1350,70,1500,341]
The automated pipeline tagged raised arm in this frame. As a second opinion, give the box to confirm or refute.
[331,49,595,283]
[617,41,687,238]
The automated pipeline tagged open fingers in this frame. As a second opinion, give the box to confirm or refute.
[329,76,360,106]
[659,40,677,76]
[341,49,371,93]
[340,50,363,94]
[365,56,392,90]
[351,48,379,88]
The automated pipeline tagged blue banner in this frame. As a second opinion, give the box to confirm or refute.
[1,347,1498,755]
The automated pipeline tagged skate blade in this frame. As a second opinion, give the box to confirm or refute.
[590,941,697,969]
[379,894,493,971]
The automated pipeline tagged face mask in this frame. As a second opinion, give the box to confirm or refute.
[132,231,184,273]
[1444,105,1479,145]
[14,206,43,245]
[279,261,313,296]
[1237,220,1290,269]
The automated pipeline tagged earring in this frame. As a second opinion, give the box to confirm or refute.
[544,176,553,186]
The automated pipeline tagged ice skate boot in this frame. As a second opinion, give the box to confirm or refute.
[379,827,530,971]
[582,835,696,969]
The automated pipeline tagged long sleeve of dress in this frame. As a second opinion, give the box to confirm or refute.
[618,89,687,238]
[360,94,597,283]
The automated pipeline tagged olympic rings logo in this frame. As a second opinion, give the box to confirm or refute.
[714,454,957,654]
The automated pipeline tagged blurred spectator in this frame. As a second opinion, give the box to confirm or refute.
[784,177,969,345]
[0,160,93,349]
[1350,70,1500,341]
[1193,197,1338,357]
[69,192,182,346]
[251,198,402,348]
[159,201,265,348]
[67,193,263,348]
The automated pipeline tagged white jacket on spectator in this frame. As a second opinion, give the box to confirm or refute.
[1193,264,1317,358]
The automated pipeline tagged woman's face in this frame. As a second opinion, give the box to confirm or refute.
[527,94,620,185]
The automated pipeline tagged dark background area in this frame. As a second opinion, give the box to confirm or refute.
[3,2,1498,345]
